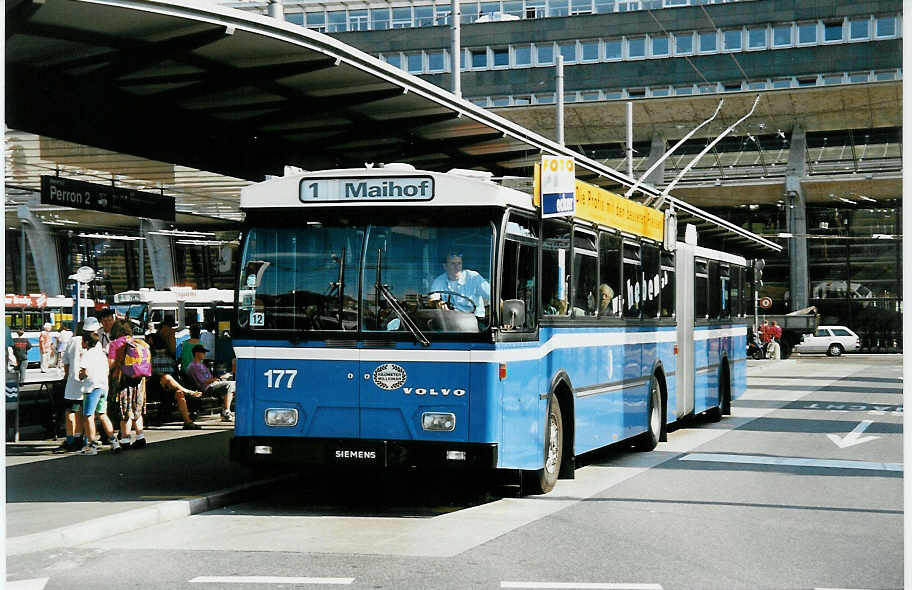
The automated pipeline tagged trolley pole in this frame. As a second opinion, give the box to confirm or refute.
[556,55,564,145]
[451,0,461,98]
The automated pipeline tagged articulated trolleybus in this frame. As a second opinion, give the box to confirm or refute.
[230,164,748,494]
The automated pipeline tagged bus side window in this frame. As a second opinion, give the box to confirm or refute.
[542,220,571,316]
[641,242,659,319]
[622,240,641,319]
[571,227,597,317]
[694,259,708,319]
[501,214,539,329]
[660,251,675,318]
[598,231,621,318]
[709,260,722,319]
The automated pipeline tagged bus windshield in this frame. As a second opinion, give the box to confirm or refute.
[238,221,494,336]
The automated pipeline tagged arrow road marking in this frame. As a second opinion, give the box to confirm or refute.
[826,420,879,449]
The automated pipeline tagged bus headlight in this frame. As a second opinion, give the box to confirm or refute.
[265,408,298,427]
[421,412,455,432]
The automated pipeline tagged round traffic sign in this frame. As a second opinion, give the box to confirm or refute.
[759,296,773,309]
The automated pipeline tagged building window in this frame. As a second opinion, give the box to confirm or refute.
[723,29,742,51]
[392,7,412,28]
[747,80,768,90]
[699,31,717,52]
[514,95,532,105]
[627,88,646,98]
[698,83,717,94]
[581,90,601,101]
[675,32,693,54]
[537,43,554,65]
[349,9,369,31]
[605,39,622,60]
[406,53,423,73]
[549,0,570,17]
[822,74,842,85]
[327,10,347,32]
[848,71,870,83]
[674,85,694,95]
[435,6,452,25]
[564,92,577,103]
[371,8,390,30]
[535,93,555,104]
[581,39,599,61]
[526,0,546,18]
[471,48,488,68]
[414,5,433,27]
[797,76,818,87]
[875,16,896,38]
[503,0,523,17]
[559,42,578,63]
[651,87,670,97]
[304,12,325,31]
[604,89,623,99]
[384,54,402,69]
[798,22,817,44]
[723,81,742,92]
[849,18,869,40]
[874,70,896,81]
[513,44,532,66]
[471,97,489,106]
[651,35,669,56]
[428,50,446,71]
[492,96,511,106]
[480,1,500,19]
[571,0,593,14]
[747,26,767,48]
[823,20,843,42]
[772,24,792,47]
[594,0,614,13]
[493,47,509,67]
[628,36,646,58]
[286,12,304,26]
[771,78,792,88]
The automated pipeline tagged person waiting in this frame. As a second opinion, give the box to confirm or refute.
[185,344,234,422]
[146,331,203,430]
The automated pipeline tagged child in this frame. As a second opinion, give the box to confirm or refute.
[78,332,121,456]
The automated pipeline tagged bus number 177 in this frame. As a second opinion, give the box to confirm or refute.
[264,369,298,389]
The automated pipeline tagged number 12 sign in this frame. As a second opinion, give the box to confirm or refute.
[540,155,576,218]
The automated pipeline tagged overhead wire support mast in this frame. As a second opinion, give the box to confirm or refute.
[627,99,724,203]
[654,94,761,210]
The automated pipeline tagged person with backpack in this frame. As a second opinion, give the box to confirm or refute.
[108,320,149,450]
[77,332,120,455]
[11,329,31,385]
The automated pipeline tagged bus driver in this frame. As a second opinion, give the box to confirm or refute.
[428,251,490,318]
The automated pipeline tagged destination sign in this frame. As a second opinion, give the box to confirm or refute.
[41,175,176,221]
[299,176,435,203]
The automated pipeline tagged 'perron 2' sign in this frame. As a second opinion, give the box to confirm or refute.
[40,175,176,221]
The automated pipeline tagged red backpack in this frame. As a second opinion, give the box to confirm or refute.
[121,337,152,379]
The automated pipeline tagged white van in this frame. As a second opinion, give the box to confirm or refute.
[794,325,860,356]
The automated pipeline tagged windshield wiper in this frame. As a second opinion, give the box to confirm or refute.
[328,248,346,329]
[375,248,430,347]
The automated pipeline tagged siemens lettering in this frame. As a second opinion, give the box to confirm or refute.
[345,179,432,200]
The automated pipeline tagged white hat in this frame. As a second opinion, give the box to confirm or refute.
[43,322,52,331]
[81,317,101,333]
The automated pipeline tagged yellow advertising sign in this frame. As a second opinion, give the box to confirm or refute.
[533,163,663,241]
[575,179,664,242]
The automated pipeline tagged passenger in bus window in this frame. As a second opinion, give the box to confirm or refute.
[597,284,615,317]
[428,251,490,318]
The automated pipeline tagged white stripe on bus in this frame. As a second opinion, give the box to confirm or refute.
[235,325,744,363]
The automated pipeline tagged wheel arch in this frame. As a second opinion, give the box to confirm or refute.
[548,370,575,479]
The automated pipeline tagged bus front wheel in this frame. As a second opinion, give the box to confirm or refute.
[523,399,563,495]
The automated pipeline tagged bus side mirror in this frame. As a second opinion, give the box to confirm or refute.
[502,299,525,329]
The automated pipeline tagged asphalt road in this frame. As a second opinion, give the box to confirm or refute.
[8,354,903,590]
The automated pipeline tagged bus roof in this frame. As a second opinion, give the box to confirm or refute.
[113,288,233,305]
[240,165,536,212]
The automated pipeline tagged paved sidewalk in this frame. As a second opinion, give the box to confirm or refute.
[6,418,287,556]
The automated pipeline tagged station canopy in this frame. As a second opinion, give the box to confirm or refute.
[6,0,780,252]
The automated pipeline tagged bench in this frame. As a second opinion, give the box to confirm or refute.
[6,372,61,442]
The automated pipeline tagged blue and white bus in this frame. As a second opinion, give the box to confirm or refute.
[229,164,749,494]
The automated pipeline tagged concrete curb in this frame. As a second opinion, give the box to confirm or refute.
[7,474,293,556]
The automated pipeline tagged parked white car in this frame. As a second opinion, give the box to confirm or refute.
[794,325,861,356]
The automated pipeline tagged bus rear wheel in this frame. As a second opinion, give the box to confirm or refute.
[523,399,563,495]
[636,375,661,452]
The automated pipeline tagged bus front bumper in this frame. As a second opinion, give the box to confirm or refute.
[230,436,498,470]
